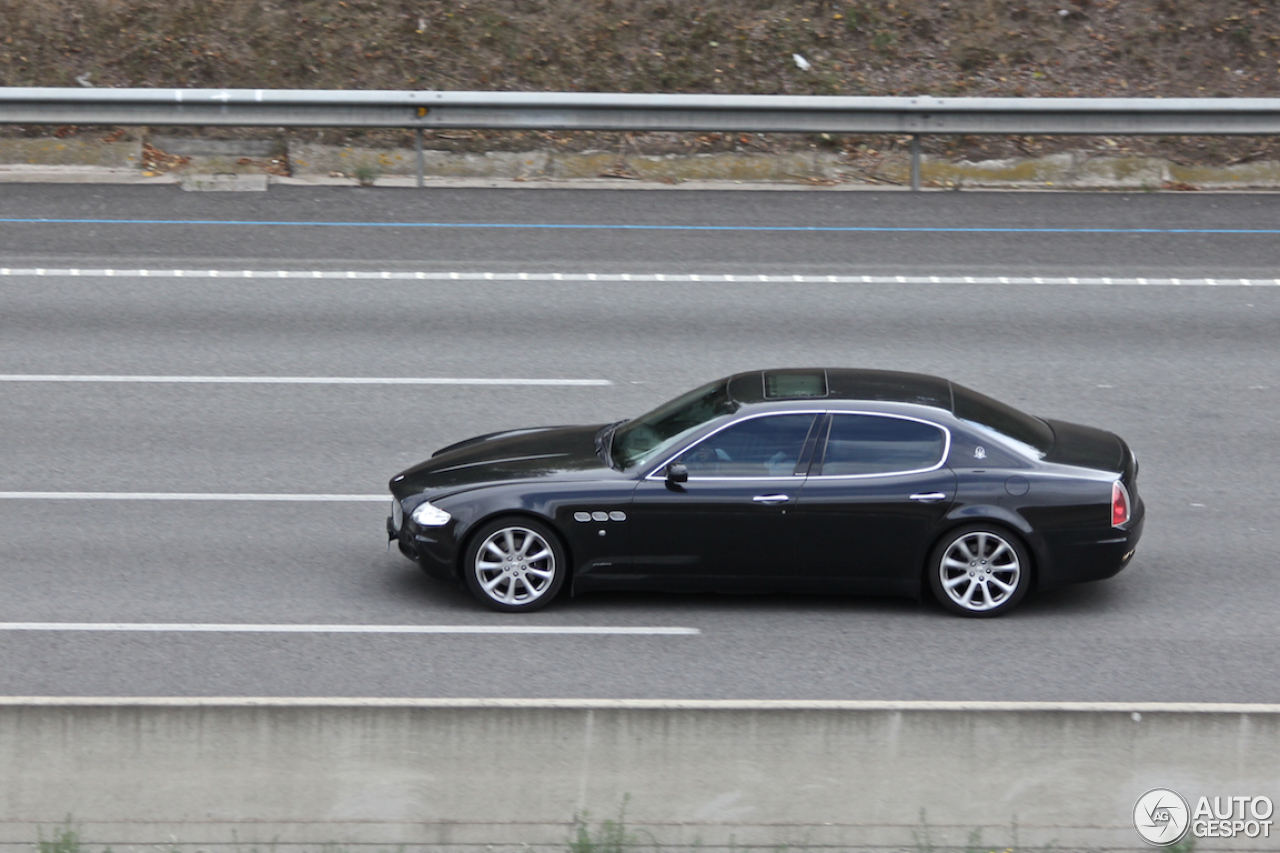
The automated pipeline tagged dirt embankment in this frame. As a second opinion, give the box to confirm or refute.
[3,0,1280,164]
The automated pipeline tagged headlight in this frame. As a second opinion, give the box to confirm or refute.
[391,499,404,531]
[411,501,452,527]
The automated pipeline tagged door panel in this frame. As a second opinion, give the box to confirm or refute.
[790,413,955,593]
[625,413,818,584]
[628,477,798,581]
[791,470,956,591]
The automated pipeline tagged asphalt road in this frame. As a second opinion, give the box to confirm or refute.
[1,184,1277,700]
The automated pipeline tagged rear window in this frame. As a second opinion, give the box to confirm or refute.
[951,384,1053,458]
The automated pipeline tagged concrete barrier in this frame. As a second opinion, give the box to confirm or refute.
[1,699,1277,853]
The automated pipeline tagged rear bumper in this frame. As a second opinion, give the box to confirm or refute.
[1036,498,1145,589]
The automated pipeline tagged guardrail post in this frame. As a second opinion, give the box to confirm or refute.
[415,128,424,189]
[910,134,921,192]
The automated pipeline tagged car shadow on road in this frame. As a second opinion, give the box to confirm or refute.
[1015,581,1124,616]
[376,550,1126,620]
[565,588,933,618]
[551,580,1128,622]
[377,557,480,612]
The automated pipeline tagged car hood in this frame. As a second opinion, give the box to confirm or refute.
[391,423,609,496]
[1041,418,1124,472]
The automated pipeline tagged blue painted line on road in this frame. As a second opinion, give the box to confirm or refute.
[2,217,1279,235]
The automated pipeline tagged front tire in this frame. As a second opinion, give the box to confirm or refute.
[463,517,567,612]
[928,524,1031,617]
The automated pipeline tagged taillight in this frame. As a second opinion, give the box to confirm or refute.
[1111,480,1131,527]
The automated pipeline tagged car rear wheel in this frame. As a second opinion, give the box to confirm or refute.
[463,518,566,612]
[928,524,1031,617]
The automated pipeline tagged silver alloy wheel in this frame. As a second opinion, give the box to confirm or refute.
[472,526,557,606]
[938,530,1022,613]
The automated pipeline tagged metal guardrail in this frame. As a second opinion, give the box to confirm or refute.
[5,87,1280,188]
[6,88,1280,133]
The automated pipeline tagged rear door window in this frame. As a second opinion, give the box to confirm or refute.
[818,414,947,476]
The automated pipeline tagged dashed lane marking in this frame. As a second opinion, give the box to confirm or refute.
[0,268,1276,286]
[0,623,701,635]
[0,492,388,501]
[0,375,612,386]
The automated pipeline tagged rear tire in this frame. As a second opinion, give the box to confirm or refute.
[462,517,567,612]
[928,524,1031,617]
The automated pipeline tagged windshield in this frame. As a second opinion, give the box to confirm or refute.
[611,380,739,469]
[952,383,1054,458]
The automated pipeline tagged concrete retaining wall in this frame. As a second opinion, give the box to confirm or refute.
[1,699,1277,853]
[7,134,1280,188]
[281,144,1280,188]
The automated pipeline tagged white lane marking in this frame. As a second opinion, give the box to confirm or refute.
[4,268,1274,287]
[1,697,1275,712]
[0,492,387,501]
[0,623,700,635]
[0,375,611,386]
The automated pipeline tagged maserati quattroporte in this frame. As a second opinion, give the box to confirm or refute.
[388,369,1143,617]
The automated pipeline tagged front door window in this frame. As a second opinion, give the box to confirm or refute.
[676,413,818,478]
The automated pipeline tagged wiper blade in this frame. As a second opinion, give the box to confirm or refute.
[593,422,612,453]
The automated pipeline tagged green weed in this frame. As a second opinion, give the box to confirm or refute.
[912,807,935,853]
[37,820,82,853]
[351,163,381,185]
[570,794,657,853]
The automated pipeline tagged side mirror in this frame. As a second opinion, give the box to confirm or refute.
[665,462,688,484]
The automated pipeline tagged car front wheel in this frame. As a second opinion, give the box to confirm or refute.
[928,524,1031,617]
[463,518,567,612]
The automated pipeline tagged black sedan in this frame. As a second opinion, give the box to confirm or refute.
[387,369,1143,617]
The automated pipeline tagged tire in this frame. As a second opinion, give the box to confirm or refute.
[462,517,567,612]
[928,524,1031,617]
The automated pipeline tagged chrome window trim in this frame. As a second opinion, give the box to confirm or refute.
[1010,468,1116,481]
[642,410,827,482]
[808,411,952,480]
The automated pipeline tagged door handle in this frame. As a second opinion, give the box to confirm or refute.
[752,494,791,505]
[909,492,948,502]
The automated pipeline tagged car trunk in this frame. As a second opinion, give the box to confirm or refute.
[1040,418,1128,476]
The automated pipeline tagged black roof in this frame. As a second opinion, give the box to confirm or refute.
[726,369,953,410]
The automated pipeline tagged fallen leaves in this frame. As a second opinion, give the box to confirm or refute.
[140,143,189,172]
[598,159,641,179]
[235,156,292,176]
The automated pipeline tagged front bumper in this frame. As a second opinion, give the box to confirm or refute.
[387,511,460,582]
